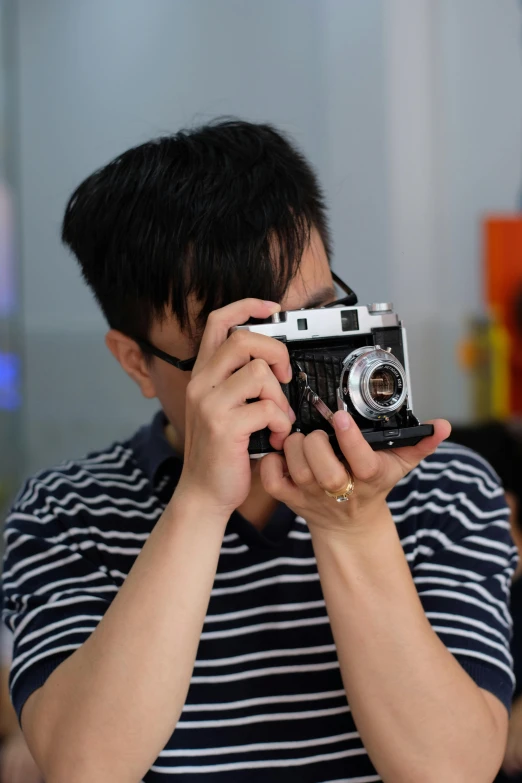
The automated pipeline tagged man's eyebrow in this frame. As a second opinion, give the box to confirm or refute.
[302,286,337,309]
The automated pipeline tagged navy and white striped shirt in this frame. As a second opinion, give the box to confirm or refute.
[2,411,518,781]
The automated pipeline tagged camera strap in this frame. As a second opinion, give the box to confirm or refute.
[295,362,335,426]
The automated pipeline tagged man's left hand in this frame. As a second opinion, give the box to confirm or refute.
[261,410,451,532]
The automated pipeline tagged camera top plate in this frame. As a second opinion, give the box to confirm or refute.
[232,304,401,342]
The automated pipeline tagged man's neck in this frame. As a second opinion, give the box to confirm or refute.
[236,468,280,531]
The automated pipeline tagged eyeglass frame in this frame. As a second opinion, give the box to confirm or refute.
[134,270,358,373]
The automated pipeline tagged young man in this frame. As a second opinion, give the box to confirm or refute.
[1,120,517,783]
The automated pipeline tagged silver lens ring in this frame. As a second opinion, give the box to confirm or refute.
[339,346,408,421]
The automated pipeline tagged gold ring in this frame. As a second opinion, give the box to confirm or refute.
[324,471,355,503]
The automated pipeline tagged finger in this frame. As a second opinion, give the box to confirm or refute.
[216,359,294,420]
[194,299,282,371]
[195,330,292,387]
[332,411,381,482]
[260,452,301,503]
[233,399,293,451]
[283,432,317,489]
[388,419,451,468]
[302,430,350,493]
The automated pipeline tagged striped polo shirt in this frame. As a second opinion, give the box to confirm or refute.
[2,410,518,782]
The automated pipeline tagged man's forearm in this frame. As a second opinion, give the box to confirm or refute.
[311,507,507,783]
[23,491,228,783]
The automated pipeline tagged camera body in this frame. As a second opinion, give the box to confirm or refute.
[232,301,433,457]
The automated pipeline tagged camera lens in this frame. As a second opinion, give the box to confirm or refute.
[368,368,397,403]
[338,346,408,420]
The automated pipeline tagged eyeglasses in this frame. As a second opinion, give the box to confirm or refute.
[135,270,357,373]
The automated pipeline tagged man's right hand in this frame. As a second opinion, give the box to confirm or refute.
[16,300,295,783]
[176,298,295,514]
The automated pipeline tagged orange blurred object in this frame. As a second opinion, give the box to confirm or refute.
[484,216,522,413]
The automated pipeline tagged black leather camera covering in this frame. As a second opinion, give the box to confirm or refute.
[248,329,433,455]
[248,349,342,455]
[286,350,345,429]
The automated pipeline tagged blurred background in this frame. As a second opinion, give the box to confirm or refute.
[1,0,522,507]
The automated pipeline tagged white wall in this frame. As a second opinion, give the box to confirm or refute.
[385,0,522,421]
[322,0,391,303]
[11,0,522,473]
[433,0,522,420]
[439,0,522,318]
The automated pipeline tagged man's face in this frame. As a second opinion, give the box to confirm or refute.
[114,229,335,453]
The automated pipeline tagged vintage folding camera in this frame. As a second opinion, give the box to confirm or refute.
[232,296,433,457]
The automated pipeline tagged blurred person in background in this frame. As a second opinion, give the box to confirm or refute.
[450,423,522,782]
[1,120,516,782]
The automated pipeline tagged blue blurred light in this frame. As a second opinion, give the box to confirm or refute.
[0,353,20,410]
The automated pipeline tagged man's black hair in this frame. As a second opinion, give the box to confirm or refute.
[62,119,330,341]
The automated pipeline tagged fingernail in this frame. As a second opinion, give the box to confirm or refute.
[264,301,281,311]
[288,405,296,423]
[334,411,352,431]
[286,364,293,383]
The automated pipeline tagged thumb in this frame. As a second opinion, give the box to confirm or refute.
[391,419,452,470]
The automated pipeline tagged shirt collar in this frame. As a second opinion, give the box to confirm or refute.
[131,409,181,485]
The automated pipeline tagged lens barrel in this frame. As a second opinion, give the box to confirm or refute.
[339,346,408,420]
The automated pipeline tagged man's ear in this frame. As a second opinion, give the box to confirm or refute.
[105,330,157,399]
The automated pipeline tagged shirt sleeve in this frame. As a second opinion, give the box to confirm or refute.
[2,477,119,719]
[398,443,519,712]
